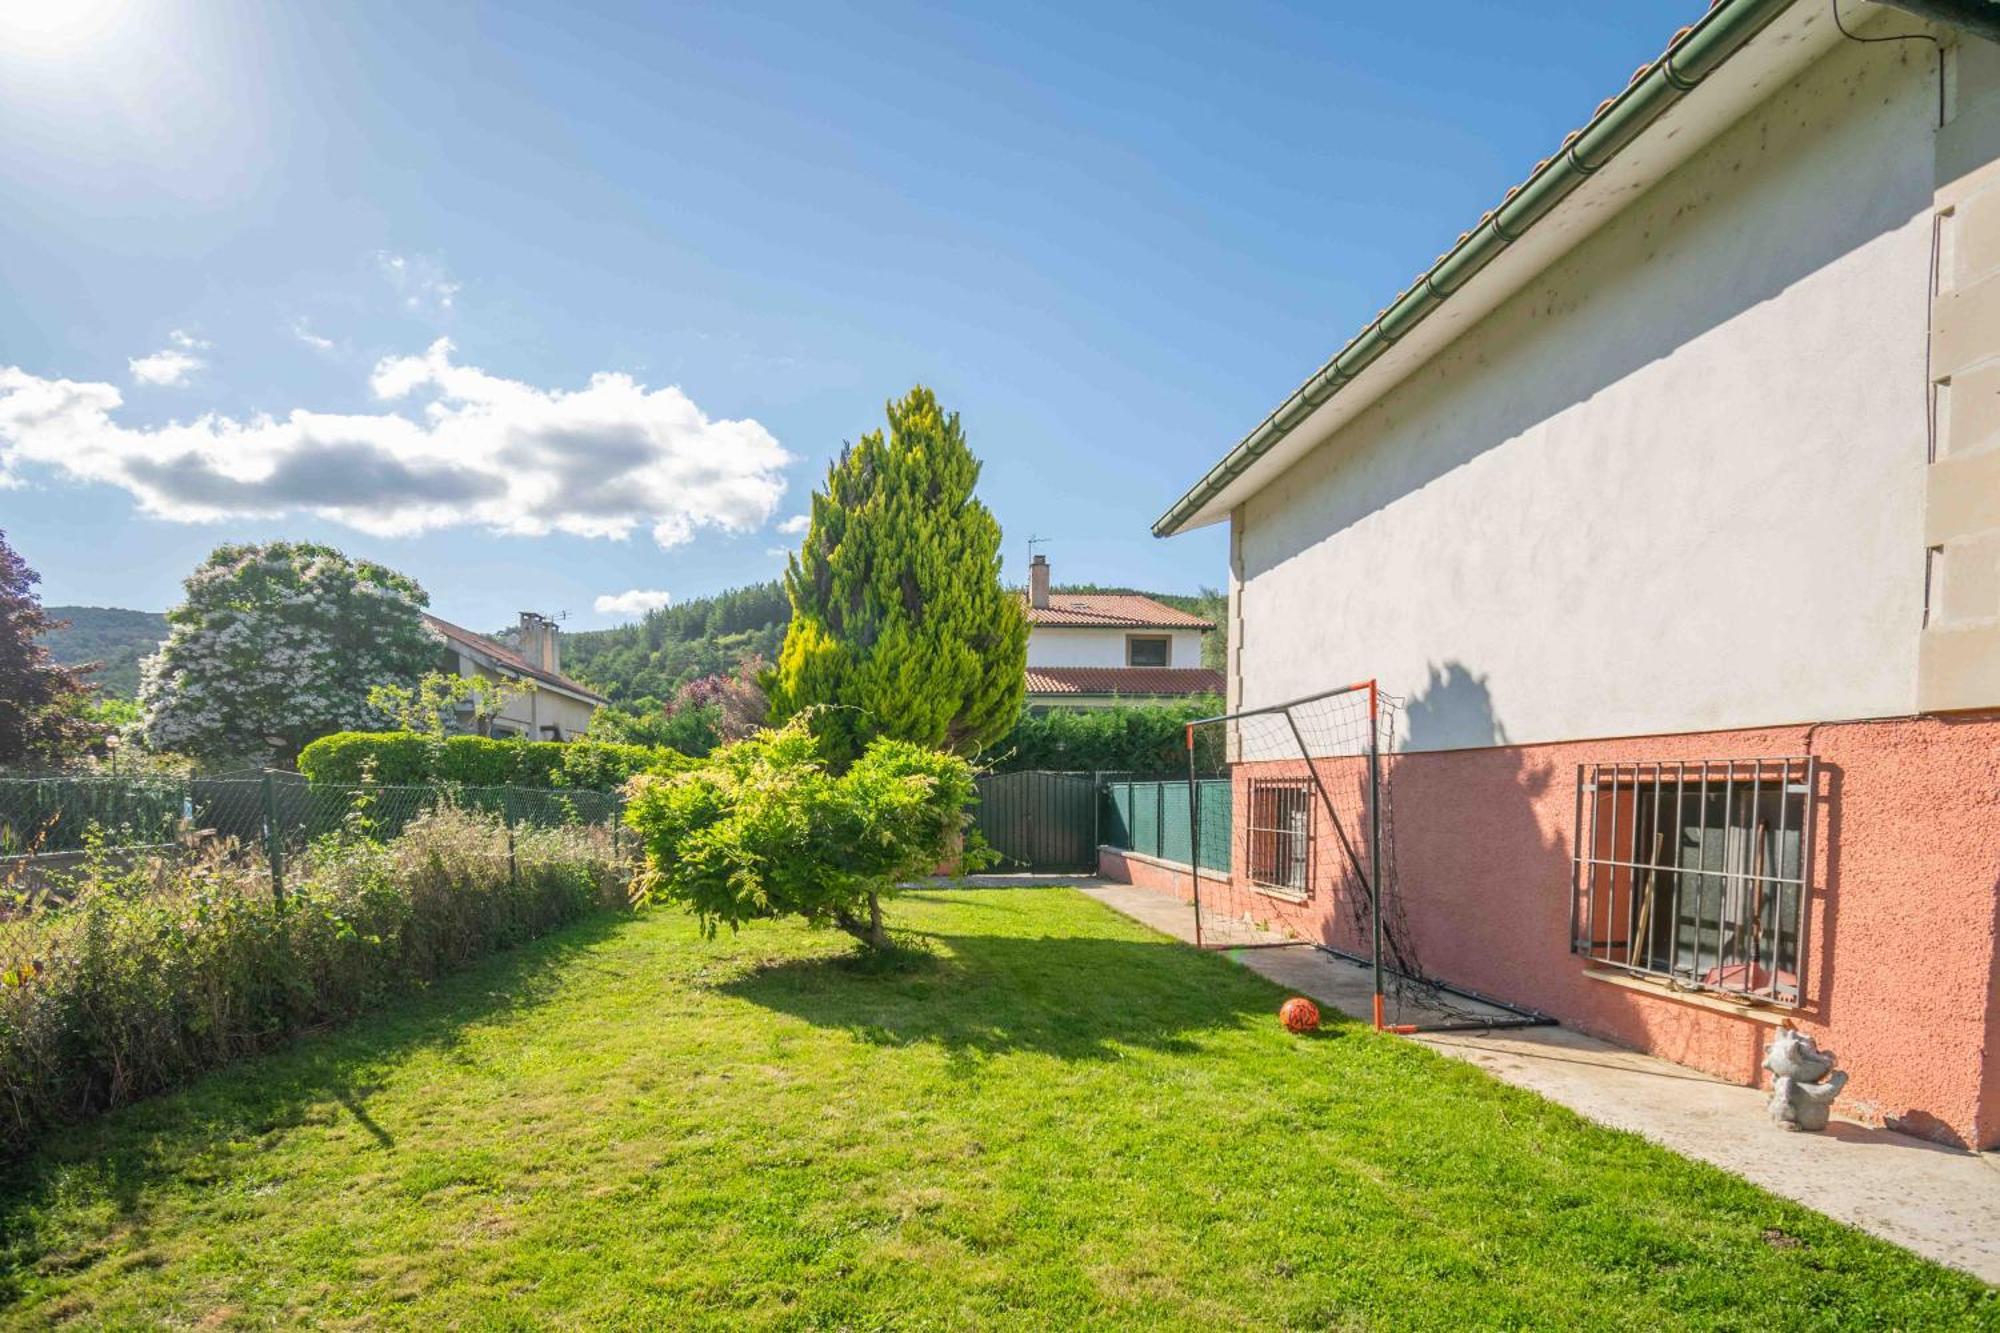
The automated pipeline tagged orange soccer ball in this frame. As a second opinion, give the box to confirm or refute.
[1279,996,1320,1034]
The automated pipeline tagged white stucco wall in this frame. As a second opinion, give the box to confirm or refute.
[451,656,599,740]
[1232,36,1944,752]
[1027,626,1204,668]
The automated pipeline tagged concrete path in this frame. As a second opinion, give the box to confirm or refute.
[1081,880,2000,1285]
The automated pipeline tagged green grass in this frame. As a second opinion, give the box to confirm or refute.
[0,889,1989,1330]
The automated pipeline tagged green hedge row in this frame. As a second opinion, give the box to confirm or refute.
[296,732,691,791]
[987,697,1224,774]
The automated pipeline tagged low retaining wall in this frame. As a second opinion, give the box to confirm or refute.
[1100,713,2000,1150]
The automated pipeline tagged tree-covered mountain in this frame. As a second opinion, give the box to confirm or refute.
[562,582,791,706]
[40,606,169,699]
[565,579,1227,706]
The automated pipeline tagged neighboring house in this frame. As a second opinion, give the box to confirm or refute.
[425,612,606,741]
[1130,1,2000,1149]
[1022,555,1223,708]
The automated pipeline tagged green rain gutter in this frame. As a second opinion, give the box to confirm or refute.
[1152,0,1798,538]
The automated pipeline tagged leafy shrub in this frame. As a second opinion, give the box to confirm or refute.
[297,732,689,791]
[0,807,626,1158]
[625,718,981,949]
[987,696,1224,774]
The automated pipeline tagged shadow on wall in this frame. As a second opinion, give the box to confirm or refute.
[1385,661,1763,1083]
[1402,662,1508,752]
[1238,34,1936,585]
[1370,661,1567,991]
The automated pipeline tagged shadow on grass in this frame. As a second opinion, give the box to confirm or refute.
[0,909,632,1298]
[720,925,1274,1062]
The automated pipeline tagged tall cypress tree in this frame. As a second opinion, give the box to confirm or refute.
[768,386,1026,765]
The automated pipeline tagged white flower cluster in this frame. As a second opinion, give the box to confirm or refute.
[140,543,439,761]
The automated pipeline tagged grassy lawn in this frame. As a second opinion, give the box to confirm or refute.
[0,888,1990,1329]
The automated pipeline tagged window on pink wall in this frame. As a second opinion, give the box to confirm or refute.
[1571,758,1814,1007]
[1247,778,1311,897]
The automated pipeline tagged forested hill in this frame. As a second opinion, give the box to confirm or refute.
[41,606,169,698]
[561,582,790,705]
[564,580,1227,704]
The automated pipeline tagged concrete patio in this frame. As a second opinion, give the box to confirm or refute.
[1079,879,2000,1285]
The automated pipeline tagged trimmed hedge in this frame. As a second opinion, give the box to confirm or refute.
[987,696,1224,774]
[296,732,690,791]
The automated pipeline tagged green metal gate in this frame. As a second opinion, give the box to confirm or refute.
[973,771,1099,872]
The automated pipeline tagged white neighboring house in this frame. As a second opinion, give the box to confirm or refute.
[424,611,606,741]
[1021,555,1223,709]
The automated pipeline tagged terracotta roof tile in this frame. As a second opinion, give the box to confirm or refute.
[1023,593,1213,630]
[1024,666,1225,697]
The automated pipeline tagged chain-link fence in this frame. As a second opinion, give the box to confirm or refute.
[0,770,626,906]
[1100,777,1232,874]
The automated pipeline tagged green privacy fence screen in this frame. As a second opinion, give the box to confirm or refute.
[1101,778,1232,875]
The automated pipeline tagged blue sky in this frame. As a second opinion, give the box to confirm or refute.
[0,0,1694,630]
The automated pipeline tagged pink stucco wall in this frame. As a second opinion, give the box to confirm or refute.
[1099,714,2000,1149]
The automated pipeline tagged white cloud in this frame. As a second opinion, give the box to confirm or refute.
[375,251,461,316]
[128,330,207,386]
[594,588,673,617]
[775,513,810,535]
[0,337,792,547]
[289,317,335,351]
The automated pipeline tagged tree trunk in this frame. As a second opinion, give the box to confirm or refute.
[832,894,889,950]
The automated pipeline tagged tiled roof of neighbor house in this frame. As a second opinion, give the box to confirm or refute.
[1025,666,1225,697]
[1023,593,1214,630]
[423,613,609,705]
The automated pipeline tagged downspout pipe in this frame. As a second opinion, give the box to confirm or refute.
[1878,0,2000,45]
[1152,0,1798,539]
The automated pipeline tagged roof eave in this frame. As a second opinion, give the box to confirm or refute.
[1154,0,1837,538]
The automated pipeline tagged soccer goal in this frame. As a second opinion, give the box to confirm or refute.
[1183,681,1551,1033]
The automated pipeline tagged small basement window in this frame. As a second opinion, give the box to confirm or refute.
[1247,778,1312,897]
[1571,758,1815,1006]
[1126,634,1170,667]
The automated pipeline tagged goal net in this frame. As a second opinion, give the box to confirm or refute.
[1184,681,1519,1030]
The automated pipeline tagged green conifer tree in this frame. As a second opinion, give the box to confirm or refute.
[768,387,1026,765]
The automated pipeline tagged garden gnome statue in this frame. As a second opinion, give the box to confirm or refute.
[1763,1023,1847,1132]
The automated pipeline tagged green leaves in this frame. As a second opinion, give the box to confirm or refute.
[623,719,979,948]
[766,387,1027,767]
[138,541,441,765]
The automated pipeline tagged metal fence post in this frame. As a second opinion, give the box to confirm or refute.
[504,785,518,884]
[262,771,286,908]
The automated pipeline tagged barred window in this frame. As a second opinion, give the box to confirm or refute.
[1247,778,1312,896]
[1571,758,1814,1006]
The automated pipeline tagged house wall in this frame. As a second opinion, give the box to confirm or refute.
[1176,33,2000,1148]
[1232,34,1950,748]
[451,656,598,740]
[1107,713,2000,1150]
[1027,626,1204,669]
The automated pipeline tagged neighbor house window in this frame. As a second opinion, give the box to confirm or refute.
[1126,634,1170,667]
[1570,758,1815,1006]
[1247,778,1312,897]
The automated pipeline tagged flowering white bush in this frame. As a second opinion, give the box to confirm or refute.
[139,541,441,764]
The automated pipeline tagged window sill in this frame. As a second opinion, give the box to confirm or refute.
[1246,880,1309,905]
[1580,965,1794,1025]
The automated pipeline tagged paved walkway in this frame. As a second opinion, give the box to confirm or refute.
[1081,880,2000,1285]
